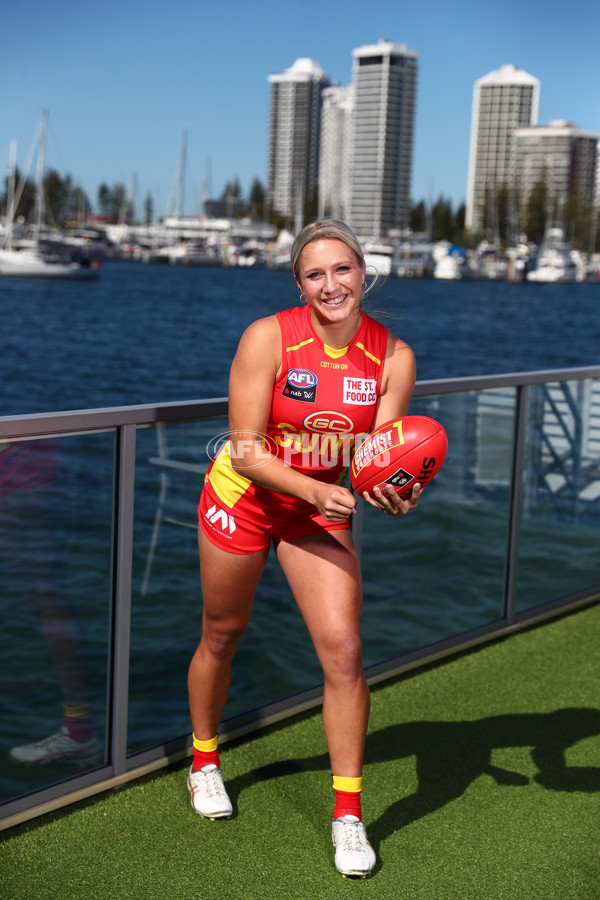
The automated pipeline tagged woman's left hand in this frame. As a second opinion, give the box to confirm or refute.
[361,482,422,516]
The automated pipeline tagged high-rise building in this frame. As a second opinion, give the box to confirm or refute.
[348,40,418,240]
[466,64,540,233]
[267,58,329,222]
[596,143,600,211]
[318,84,353,220]
[514,120,599,220]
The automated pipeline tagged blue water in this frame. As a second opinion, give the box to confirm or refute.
[2,262,599,416]
[1,264,599,804]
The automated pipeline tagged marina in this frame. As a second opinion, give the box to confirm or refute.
[0,263,599,419]
[3,216,600,282]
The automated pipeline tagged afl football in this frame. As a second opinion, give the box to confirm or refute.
[350,415,447,500]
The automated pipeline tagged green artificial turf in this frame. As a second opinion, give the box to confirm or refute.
[1,603,599,899]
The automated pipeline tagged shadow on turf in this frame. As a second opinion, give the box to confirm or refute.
[363,706,600,849]
[223,705,600,853]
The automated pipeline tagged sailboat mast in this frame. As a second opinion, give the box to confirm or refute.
[177,130,187,217]
[34,110,48,237]
[165,129,187,218]
[4,139,17,249]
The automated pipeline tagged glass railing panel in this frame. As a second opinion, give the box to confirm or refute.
[360,391,516,664]
[1,432,114,804]
[128,421,212,755]
[516,378,600,613]
[129,419,341,754]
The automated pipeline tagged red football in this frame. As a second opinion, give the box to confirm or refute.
[350,415,447,499]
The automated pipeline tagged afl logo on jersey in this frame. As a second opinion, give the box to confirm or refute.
[303,411,354,433]
[283,368,317,403]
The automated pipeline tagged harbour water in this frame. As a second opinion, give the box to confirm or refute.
[1,263,599,804]
[2,261,599,417]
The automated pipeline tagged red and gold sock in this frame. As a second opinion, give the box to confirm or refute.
[332,775,362,820]
[192,733,220,772]
[63,704,96,742]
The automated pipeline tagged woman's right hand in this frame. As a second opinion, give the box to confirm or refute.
[312,483,357,522]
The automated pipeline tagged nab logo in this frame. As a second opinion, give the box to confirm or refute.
[205,504,236,534]
[303,411,354,433]
[283,368,317,403]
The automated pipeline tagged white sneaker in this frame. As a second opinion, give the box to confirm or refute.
[9,727,102,766]
[332,815,376,877]
[187,764,233,820]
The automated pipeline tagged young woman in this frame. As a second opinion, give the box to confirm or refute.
[187,219,419,877]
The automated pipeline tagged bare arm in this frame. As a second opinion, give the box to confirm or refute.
[227,317,356,522]
[371,332,416,428]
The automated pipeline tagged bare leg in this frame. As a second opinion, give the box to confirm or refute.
[276,530,369,776]
[188,527,269,739]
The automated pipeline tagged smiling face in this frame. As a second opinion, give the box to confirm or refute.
[294,238,365,337]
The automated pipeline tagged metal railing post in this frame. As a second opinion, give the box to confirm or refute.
[503,384,530,625]
[110,424,137,775]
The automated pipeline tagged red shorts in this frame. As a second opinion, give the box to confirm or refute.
[198,478,350,555]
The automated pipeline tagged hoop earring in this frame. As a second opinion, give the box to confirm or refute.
[299,292,307,304]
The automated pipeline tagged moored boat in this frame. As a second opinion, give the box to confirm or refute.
[526,228,578,284]
[0,247,100,279]
[434,246,472,280]
[0,112,101,281]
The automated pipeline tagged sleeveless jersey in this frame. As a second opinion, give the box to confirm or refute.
[206,304,388,510]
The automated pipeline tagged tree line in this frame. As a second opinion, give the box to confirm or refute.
[2,167,599,252]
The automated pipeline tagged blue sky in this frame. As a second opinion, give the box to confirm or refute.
[1,0,598,217]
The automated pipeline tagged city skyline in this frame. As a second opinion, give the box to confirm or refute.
[267,41,419,240]
[1,0,599,218]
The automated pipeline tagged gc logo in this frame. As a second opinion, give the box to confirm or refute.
[303,411,354,433]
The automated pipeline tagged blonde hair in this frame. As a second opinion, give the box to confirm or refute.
[291,218,380,298]
[291,219,364,278]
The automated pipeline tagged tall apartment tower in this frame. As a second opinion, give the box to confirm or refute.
[267,58,329,222]
[348,40,418,240]
[318,84,353,220]
[596,143,600,212]
[514,120,599,218]
[466,64,540,233]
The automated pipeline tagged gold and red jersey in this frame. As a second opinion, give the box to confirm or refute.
[206,304,388,510]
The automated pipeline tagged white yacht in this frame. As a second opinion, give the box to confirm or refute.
[433,246,472,280]
[363,242,394,278]
[1,112,100,280]
[393,236,435,278]
[0,247,100,279]
[526,228,579,283]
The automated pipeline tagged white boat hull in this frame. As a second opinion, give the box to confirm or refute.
[364,253,392,278]
[0,249,100,280]
[526,267,578,284]
[434,258,472,280]
[526,228,580,284]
